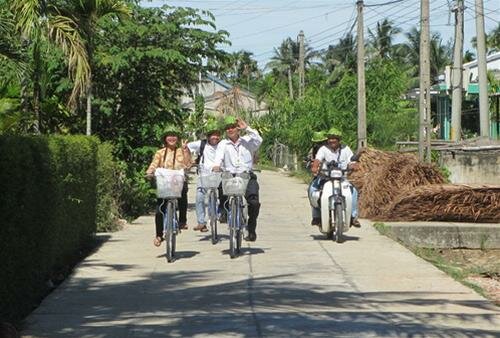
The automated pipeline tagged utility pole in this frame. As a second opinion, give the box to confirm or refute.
[356,0,367,150]
[475,0,490,138]
[419,0,432,162]
[298,30,305,98]
[451,0,464,142]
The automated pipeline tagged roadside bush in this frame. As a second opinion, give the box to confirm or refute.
[0,135,120,323]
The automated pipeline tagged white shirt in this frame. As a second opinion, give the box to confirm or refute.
[214,126,262,173]
[187,140,219,174]
[315,144,354,170]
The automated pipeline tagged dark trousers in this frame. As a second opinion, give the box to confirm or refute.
[245,173,260,234]
[155,181,188,237]
[218,184,227,217]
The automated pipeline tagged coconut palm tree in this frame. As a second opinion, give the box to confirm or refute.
[267,37,315,99]
[395,27,451,82]
[319,33,357,85]
[368,18,402,59]
[9,0,90,133]
[65,0,130,135]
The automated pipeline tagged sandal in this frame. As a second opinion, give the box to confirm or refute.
[194,224,208,232]
[153,236,164,247]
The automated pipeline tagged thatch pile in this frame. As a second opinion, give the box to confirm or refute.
[349,148,500,223]
[349,148,446,219]
[380,184,500,222]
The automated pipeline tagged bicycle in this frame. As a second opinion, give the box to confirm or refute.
[155,168,185,263]
[199,172,222,244]
[221,172,250,259]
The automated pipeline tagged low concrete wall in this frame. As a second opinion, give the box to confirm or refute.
[440,150,500,184]
[384,222,500,249]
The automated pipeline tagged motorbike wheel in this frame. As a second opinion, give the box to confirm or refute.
[334,203,344,243]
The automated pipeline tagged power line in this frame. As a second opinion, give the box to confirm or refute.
[230,5,354,41]
[364,0,408,7]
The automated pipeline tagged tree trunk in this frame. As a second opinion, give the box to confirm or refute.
[32,40,42,134]
[288,67,294,100]
[86,82,92,135]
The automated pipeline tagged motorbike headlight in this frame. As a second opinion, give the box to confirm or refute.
[330,170,342,178]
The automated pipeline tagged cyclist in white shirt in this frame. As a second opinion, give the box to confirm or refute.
[213,116,263,242]
[310,127,361,228]
[188,120,226,232]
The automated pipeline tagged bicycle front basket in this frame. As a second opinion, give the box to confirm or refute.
[155,168,185,198]
[199,172,222,189]
[222,173,249,196]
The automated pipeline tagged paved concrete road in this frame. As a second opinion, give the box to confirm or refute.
[24,170,499,337]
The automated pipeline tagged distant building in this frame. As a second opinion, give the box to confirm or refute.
[180,74,268,117]
[435,52,500,140]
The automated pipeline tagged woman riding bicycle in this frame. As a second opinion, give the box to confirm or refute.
[146,125,192,247]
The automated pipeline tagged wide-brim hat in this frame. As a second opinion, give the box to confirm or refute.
[311,131,327,143]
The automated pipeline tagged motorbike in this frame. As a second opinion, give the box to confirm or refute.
[308,155,358,242]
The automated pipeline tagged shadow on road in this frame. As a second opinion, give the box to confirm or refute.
[23,270,499,337]
[310,234,360,242]
[156,251,199,260]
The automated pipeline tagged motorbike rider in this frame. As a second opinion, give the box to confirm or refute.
[309,127,361,228]
[187,120,227,232]
[146,125,192,247]
[212,115,262,242]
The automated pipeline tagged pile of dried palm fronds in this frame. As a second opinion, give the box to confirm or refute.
[349,148,446,219]
[380,184,500,222]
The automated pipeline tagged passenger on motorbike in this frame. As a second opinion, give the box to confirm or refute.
[305,131,327,170]
[309,127,361,228]
[187,120,227,232]
[212,116,263,242]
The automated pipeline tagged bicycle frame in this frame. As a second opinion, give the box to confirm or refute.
[159,198,179,262]
[206,187,219,244]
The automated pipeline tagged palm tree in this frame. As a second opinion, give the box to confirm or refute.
[396,27,451,82]
[267,38,296,99]
[322,33,357,73]
[66,0,130,135]
[9,0,90,133]
[368,18,401,59]
[266,37,315,99]
[471,22,500,55]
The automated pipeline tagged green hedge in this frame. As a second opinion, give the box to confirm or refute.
[0,135,119,322]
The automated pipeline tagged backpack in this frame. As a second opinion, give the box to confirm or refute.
[195,139,207,166]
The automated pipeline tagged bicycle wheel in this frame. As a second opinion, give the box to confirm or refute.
[165,201,176,262]
[208,189,218,245]
[236,197,242,254]
[334,203,344,243]
[229,197,238,259]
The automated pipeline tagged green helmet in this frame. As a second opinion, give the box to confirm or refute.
[163,125,181,138]
[311,131,327,143]
[204,120,220,136]
[223,115,238,128]
[326,127,342,139]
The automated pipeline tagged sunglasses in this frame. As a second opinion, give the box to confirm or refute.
[225,124,238,130]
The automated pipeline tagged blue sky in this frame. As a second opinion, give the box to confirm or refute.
[141,0,499,67]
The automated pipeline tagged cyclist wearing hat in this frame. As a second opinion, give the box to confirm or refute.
[309,127,360,228]
[146,125,192,246]
[212,116,262,242]
[187,120,227,232]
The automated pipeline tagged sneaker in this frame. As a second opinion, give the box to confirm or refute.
[311,217,321,226]
[244,232,257,242]
[350,218,361,228]
[219,214,227,223]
